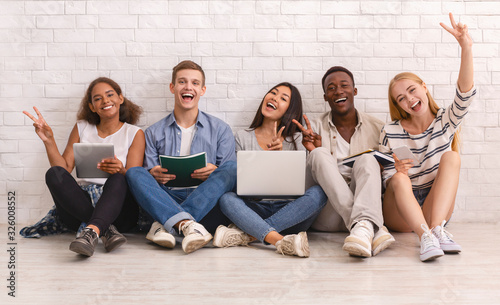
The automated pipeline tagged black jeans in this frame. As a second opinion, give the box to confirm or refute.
[45,166,139,235]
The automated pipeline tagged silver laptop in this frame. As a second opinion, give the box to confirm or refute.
[73,143,114,178]
[237,150,306,199]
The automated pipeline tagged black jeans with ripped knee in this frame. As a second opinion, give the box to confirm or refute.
[45,166,139,235]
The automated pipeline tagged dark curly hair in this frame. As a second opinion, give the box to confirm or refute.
[77,77,142,125]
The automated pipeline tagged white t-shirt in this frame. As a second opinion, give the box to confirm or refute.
[179,124,196,156]
[76,120,141,185]
[336,134,352,179]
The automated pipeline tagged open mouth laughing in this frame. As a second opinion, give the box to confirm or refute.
[411,100,422,111]
[267,102,277,110]
[334,97,347,103]
[182,93,194,102]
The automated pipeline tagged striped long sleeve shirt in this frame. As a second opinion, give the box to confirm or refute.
[379,85,477,190]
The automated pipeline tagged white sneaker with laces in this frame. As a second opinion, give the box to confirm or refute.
[275,232,310,258]
[343,220,374,257]
[420,223,444,262]
[213,224,252,248]
[432,220,462,253]
[179,220,213,254]
[372,226,395,256]
[146,221,175,249]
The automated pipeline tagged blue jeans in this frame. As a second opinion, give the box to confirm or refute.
[126,161,236,234]
[413,187,432,207]
[219,185,327,243]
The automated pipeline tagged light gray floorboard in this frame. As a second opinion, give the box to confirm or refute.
[2,223,499,304]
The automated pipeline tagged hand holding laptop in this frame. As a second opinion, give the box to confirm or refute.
[292,114,322,152]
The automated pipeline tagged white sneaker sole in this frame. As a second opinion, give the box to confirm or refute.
[343,237,372,258]
[440,243,462,253]
[146,233,175,249]
[182,234,213,254]
[372,235,395,256]
[420,249,444,262]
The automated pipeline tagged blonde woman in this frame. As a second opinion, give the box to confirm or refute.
[379,13,475,262]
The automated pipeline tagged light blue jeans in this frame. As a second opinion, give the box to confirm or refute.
[126,161,236,234]
[219,185,327,243]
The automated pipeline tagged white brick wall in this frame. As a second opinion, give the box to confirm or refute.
[1,1,499,224]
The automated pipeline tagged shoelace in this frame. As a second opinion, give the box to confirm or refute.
[81,228,97,243]
[435,225,454,243]
[223,234,245,247]
[421,224,439,249]
[276,237,294,256]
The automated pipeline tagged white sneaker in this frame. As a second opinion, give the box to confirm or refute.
[372,226,395,256]
[343,220,374,258]
[420,224,444,262]
[146,221,175,249]
[275,232,310,258]
[213,224,252,248]
[179,220,213,254]
[432,220,462,253]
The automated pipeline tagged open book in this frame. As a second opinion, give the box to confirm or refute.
[159,152,207,187]
[338,149,394,167]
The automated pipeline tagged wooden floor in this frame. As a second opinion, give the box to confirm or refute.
[2,223,500,304]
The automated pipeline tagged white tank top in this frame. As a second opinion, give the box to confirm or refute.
[76,120,141,185]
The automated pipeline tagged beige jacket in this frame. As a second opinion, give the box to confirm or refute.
[311,110,384,158]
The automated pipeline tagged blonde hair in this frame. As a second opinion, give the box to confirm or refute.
[388,72,460,152]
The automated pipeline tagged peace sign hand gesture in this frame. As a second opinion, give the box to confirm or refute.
[440,12,472,49]
[23,106,54,143]
[267,121,286,151]
[292,114,322,152]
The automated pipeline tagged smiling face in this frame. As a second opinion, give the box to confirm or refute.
[391,78,430,118]
[170,69,206,112]
[88,82,124,119]
[260,85,291,122]
[323,71,357,117]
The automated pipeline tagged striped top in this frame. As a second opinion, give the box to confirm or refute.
[379,85,477,190]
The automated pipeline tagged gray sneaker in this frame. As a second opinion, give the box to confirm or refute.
[275,232,310,258]
[101,224,127,252]
[213,224,252,248]
[69,227,99,257]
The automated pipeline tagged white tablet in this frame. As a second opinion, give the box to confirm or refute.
[73,143,114,178]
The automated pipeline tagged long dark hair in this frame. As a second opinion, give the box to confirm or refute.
[77,77,142,125]
[249,82,303,148]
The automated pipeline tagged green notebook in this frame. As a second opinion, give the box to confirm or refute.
[159,152,207,187]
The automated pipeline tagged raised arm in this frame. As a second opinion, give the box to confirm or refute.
[440,12,473,93]
[23,106,77,172]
